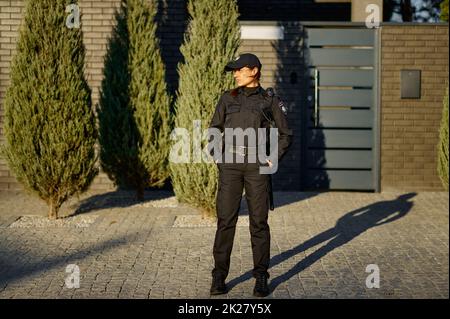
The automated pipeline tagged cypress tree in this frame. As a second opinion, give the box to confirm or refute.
[169,0,240,216]
[98,0,172,200]
[441,0,449,22]
[438,88,448,190]
[2,0,97,219]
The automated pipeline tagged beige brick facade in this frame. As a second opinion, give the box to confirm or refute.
[380,25,449,191]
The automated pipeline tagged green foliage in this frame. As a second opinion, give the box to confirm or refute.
[438,88,448,190]
[169,0,240,216]
[2,0,98,219]
[98,0,172,200]
[440,0,449,21]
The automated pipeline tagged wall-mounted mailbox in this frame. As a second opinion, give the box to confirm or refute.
[401,69,421,99]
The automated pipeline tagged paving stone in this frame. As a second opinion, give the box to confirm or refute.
[0,190,447,299]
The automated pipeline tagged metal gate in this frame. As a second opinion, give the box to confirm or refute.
[303,25,380,191]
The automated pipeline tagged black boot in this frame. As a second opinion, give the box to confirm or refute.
[253,274,270,297]
[210,274,227,295]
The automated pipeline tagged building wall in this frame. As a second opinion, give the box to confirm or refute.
[1,0,26,191]
[0,0,448,192]
[380,24,448,191]
[237,0,351,21]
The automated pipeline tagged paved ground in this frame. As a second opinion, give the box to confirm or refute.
[0,189,448,299]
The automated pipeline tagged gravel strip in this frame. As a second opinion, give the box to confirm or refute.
[9,214,98,228]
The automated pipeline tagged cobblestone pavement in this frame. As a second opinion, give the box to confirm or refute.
[0,190,448,299]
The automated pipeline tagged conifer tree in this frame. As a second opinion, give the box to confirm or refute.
[2,0,97,219]
[438,88,448,190]
[98,0,172,200]
[440,0,449,22]
[169,0,240,216]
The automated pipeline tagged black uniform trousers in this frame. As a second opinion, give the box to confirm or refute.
[212,158,270,279]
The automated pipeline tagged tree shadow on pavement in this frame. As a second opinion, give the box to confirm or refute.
[0,234,137,289]
[227,192,416,293]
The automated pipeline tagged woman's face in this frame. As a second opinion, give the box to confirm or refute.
[232,66,259,87]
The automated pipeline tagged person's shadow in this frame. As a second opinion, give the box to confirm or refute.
[227,192,416,293]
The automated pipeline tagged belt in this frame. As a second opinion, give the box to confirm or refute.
[226,145,258,156]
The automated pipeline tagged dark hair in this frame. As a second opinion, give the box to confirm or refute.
[251,66,261,80]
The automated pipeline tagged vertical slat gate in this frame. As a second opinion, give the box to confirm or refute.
[304,27,378,190]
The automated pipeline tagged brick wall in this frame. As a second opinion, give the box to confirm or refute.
[0,0,24,190]
[380,24,449,191]
[0,0,448,192]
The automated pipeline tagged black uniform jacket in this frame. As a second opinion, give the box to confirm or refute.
[208,86,293,162]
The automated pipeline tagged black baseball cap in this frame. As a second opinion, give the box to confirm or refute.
[224,53,262,72]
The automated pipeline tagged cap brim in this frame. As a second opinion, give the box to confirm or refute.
[224,61,245,71]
